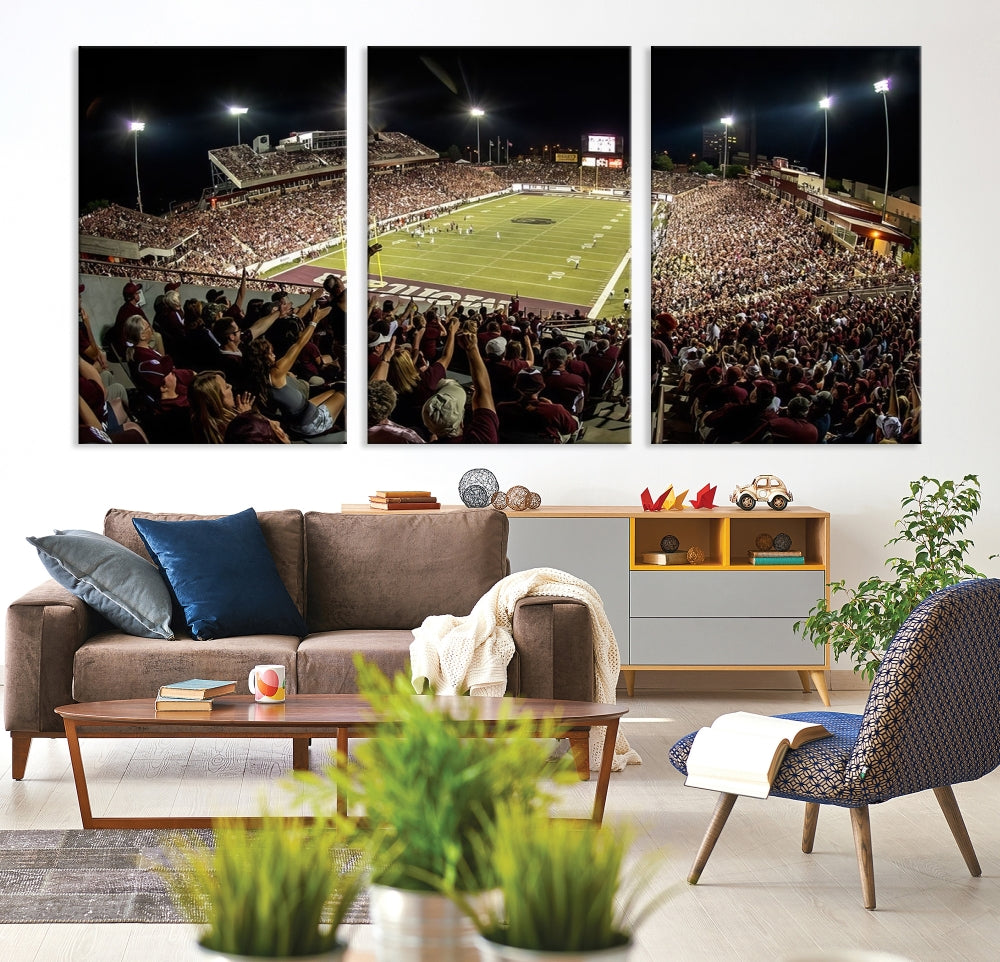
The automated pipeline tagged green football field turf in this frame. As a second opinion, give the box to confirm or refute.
[296,192,631,316]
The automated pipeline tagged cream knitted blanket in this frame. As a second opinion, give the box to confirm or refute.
[409,567,641,772]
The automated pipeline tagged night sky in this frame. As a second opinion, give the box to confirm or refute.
[652,47,920,190]
[367,47,631,157]
[79,47,348,215]
[78,46,631,216]
[78,46,918,217]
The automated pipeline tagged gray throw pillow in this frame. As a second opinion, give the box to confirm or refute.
[27,529,174,639]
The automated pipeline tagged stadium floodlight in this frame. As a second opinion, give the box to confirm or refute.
[819,97,832,197]
[874,80,890,222]
[720,116,733,183]
[229,106,249,145]
[129,121,145,214]
[471,107,485,164]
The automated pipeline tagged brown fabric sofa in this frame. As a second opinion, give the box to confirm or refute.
[5,508,595,779]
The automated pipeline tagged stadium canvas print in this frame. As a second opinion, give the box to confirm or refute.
[651,46,920,445]
[78,47,348,444]
[366,46,632,445]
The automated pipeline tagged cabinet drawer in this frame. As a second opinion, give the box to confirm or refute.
[629,571,825,618]
[628,617,825,666]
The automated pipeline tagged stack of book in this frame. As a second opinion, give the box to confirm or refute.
[368,490,440,511]
[747,550,805,566]
[154,678,236,711]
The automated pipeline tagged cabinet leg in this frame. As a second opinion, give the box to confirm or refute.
[623,670,636,697]
[809,670,831,707]
[796,670,812,694]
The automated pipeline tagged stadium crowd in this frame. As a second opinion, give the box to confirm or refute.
[79,269,348,445]
[651,181,920,444]
[365,277,629,444]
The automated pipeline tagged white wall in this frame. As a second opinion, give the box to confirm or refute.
[3,4,998,668]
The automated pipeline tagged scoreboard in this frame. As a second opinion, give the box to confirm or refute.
[580,133,624,171]
[584,133,621,154]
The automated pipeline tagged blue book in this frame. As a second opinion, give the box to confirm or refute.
[157,678,236,699]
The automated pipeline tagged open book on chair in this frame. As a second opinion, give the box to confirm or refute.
[684,711,832,799]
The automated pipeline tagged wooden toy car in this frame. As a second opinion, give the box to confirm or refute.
[730,475,793,511]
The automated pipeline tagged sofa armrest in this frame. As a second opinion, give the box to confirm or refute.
[510,596,595,703]
[5,580,95,734]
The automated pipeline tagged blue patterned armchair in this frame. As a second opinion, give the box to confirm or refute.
[669,578,1000,909]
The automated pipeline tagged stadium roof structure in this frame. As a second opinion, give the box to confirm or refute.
[367,129,439,169]
[208,139,346,193]
[751,168,915,251]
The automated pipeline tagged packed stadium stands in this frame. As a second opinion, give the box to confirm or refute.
[651,179,920,445]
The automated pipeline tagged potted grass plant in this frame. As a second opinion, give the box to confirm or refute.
[458,804,671,961]
[795,475,994,680]
[291,657,575,962]
[159,815,364,960]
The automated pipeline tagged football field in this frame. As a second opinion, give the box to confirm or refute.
[278,192,632,318]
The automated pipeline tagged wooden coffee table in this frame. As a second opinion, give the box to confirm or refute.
[55,694,627,829]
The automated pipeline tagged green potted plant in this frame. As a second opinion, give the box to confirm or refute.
[795,475,994,680]
[459,804,671,960]
[160,816,364,960]
[292,657,575,962]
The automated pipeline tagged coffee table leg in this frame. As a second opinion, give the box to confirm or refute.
[292,738,310,771]
[591,719,620,825]
[336,727,349,816]
[63,720,96,829]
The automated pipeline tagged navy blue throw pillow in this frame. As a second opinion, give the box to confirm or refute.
[132,508,307,640]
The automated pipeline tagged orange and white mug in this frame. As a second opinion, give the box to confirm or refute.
[248,664,286,703]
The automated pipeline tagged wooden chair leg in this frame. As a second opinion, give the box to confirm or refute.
[849,805,876,910]
[688,792,738,884]
[802,802,820,853]
[933,785,982,877]
[11,733,32,780]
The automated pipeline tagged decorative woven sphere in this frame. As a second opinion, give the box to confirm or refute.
[506,485,531,511]
[527,491,542,509]
[660,534,680,553]
[773,532,793,551]
[491,490,508,510]
[458,468,499,508]
[755,533,774,551]
[687,545,705,564]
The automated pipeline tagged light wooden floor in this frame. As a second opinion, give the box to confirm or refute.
[3,684,999,962]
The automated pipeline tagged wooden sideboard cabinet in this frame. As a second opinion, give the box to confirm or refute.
[506,505,831,704]
[342,504,831,704]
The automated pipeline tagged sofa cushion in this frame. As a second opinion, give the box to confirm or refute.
[104,508,306,617]
[304,510,510,631]
[73,632,300,702]
[26,529,173,639]
[297,630,417,694]
[132,508,308,641]
[296,630,518,695]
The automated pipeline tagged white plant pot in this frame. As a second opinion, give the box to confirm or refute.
[473,934,633,961]
[369,883,480,962]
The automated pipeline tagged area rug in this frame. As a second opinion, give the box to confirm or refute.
[0,830,369,924]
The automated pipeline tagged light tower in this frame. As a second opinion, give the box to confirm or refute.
[470,108,485,164]
[874,79,890,222]
[720,116,733,183]
[819,97,832,196]
[129,121,145,214]
[229,106,249,145]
